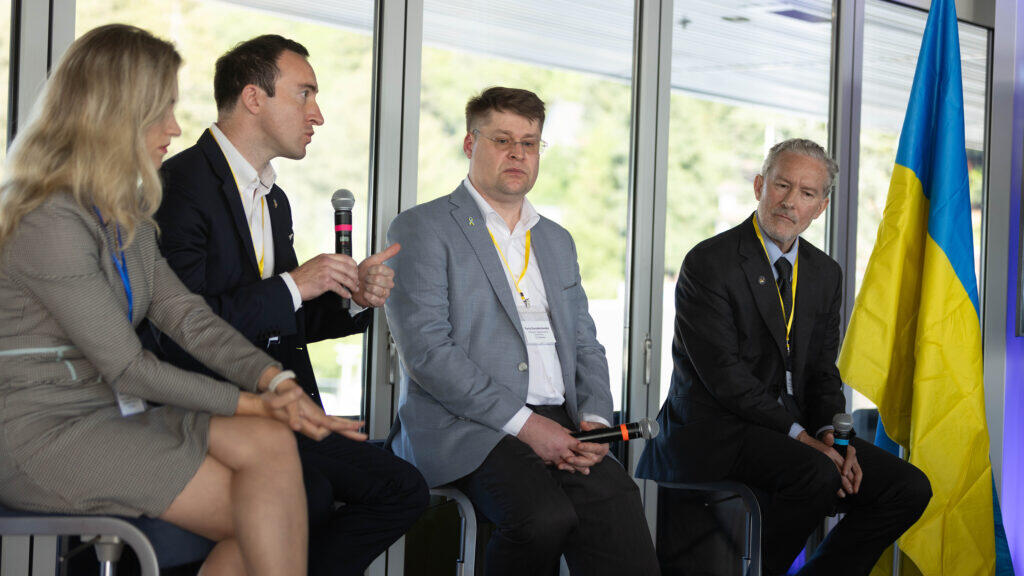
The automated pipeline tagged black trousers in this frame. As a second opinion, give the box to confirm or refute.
[453,404,660,576]
[658,427,931,576]
[298,433,429,576]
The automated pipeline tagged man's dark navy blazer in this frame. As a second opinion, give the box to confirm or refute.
[637,214,846,482]
[144,129,371,405]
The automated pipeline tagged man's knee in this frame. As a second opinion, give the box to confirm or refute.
[788,453,841,507]
[499,493,578,548]
[899,464,932,521]
[391,462,430,521]
[782,453,839,498]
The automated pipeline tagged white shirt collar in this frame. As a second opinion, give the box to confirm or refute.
[462,176,540,235]
[209,123,277,196]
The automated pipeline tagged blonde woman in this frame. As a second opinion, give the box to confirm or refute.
[0,24,363,575]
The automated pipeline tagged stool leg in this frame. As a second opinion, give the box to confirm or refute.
[742,509,752,575]
[92,535,124,576]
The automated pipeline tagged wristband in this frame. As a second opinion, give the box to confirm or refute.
[267,370,297,393]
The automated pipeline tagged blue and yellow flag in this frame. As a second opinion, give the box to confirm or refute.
[837,0,994,573]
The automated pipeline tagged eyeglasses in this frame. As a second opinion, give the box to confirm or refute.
[472,130,548,157]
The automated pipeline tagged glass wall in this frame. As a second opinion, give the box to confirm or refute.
[852,0,989,411]
[76,0,375,416]
[416,0,636,414]
[0,0,10,174]
[659,0,834,404]
[51,0,995,436]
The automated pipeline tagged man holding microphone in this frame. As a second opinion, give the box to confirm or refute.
[145,35,427,576]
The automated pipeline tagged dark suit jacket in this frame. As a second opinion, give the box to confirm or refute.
[637,214,845,482]
[141,129,371,405]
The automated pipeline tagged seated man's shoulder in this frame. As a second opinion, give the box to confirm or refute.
[537,215,572,241]
[159,144,211,195]
[684,226,739,267]
[799,237,843,278]
[161,143,205,174]
[390,192,461,232]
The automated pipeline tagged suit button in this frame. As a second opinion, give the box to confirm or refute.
[517,362,528,372]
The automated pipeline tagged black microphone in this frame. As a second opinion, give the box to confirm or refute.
[331,189,354,310]
[571,418,660,444]
[832,413,854,457]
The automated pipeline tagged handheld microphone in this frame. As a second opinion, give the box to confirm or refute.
[571,418,660,444]
[832,413,854,457]
[331,189,355,309]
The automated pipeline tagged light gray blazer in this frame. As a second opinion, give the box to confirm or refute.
[385,183,613,487]
[0,192,277,516]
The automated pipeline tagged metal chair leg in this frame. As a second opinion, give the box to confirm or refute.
[86,534,124,576]
[431,487,478,576]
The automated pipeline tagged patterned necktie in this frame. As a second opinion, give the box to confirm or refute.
[775,257,793,321]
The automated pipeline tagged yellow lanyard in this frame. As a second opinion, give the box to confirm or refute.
[229,172,267,277]
[752,214,798,353]
[212,130,268,278]
[488,228,531,307]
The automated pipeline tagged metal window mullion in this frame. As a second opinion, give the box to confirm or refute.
[829,0,865,413]
[366,0,423,441]
[10,0,51,141]
[980,0,1021,497]
[627,0,673,538]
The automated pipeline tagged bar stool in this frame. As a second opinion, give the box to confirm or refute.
[657,480,762,576]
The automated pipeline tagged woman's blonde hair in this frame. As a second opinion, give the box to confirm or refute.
[0,24,181,249]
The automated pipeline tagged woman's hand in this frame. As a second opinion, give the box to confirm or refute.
[272,378,368,441]
[243,369,368,442]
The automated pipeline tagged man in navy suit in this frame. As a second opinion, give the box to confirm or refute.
[637,139,931,575]
[147,35,427,576]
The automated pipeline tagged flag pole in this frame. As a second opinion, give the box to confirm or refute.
[891,445,906,576]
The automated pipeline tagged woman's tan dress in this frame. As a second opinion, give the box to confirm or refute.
[0,193,278,517]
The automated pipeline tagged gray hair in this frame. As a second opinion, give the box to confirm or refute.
[760,138,839,196]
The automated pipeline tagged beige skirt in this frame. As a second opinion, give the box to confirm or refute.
[0,374,210,518]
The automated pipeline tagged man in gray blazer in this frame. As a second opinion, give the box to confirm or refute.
[385,87,659,575]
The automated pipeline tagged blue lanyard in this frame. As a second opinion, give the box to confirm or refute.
[93,208,134,323]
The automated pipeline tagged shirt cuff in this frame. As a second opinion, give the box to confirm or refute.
[349,301,366,316]
[788,422,805,439]
[815,425,834,438]
[502,406,533,436]
[580,413,611,428]
[279,272,303,311]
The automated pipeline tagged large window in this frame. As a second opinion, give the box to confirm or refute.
[1,0,10,174]
[76,0,375,416]
[659,0,834,404]
[416,0,636,414]
[852,0,989,411]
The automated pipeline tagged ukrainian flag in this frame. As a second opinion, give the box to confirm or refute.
[837,0,995,573]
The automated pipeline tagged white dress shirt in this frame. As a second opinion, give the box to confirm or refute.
[209,124,303,311]
[464,178,610,435]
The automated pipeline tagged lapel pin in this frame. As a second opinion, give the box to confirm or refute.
[272,198,278,209]
[758,275,767,285]
[468,217,476,227]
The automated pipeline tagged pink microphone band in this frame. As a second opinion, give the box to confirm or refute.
[335,224,353,232]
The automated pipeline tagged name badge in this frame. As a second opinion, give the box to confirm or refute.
[521,309,556,345]
[785,370,794,395]
[117,392,147,417]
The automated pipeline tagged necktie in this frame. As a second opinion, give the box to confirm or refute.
[774,257,799,416]
[775,257,793,322]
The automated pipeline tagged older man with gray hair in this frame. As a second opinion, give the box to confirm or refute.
[638,139,931,576]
